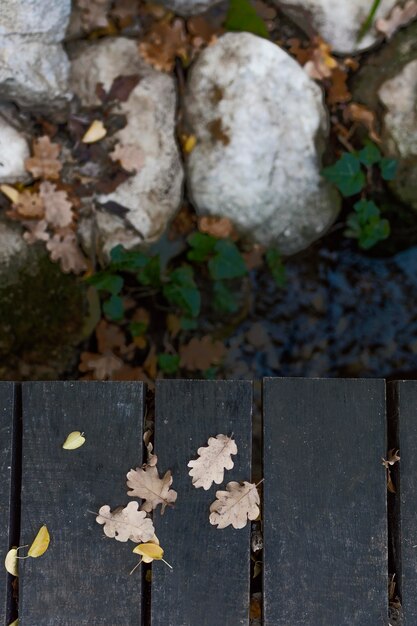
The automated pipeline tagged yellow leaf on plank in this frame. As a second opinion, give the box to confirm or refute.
[0,184,20,204]
[62,431,85,450]
[28,525,50,558]
[82,120,107,144]
[9,620,19,626]
[133,542,164,563]
[5,548,18,576]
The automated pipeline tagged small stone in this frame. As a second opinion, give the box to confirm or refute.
[0,117,30,183]
[185,32,339,255]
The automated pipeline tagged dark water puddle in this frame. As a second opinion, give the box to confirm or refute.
[225,243,417,380]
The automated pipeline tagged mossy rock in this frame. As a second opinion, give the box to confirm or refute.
[0,221,86,380]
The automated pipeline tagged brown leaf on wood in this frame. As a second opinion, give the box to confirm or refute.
[110,143,145,173]
[79,351,123,379]
[376,1,417,39]
[127,465,178,514]
[198,216,237,239]
[343,103,381,143]
[139,19,188,72]
[22,219,50,244]
[39,181,74,228]
[209,481,260,530]
[46,232,87,274]
[179,335,226,371]
[96,501,155,542]
[14,191,44,219]
[25,136,62,180]
[188,434,237,490]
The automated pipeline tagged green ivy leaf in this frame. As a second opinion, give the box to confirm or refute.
[322,152,366,197]
[180,317,198,330]
[103,294,124,321]
[212,280,239,313]
[129,321,148,337]
[163,266,201,318]
[203,366,218,380]
[208,240,247,280]
[187,232,217,262]
[379,157,398,181]
[265,249,286,287]
[345,199,390,249]
[157,353,180,374]
[109,245,149,271]
[358,141,381,167]
[137,256,161,286]
[87,273,124,295]
[224,0,269,38]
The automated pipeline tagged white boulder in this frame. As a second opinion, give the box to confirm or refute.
[0,116,29,183]
[273,0,397,54]
[70,38,184,255]
[185,32,339,255]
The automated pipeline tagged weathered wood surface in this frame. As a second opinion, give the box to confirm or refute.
[151,379,253,626]
[0,383,16,626]
[388,380,417,625]
[263,377,387,626]
[19,382,145,626]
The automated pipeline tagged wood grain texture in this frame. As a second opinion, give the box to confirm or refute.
[388,380,417,624]
[263,377,387,626]
[19,382,145,626]
[151,379,253,626]
[0,383,16,625]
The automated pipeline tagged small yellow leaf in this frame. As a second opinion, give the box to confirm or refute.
[5,548,18,576]
[133,542,164,563]
[181,134,197,154]
[9,620,19,626]
[82,120,107,144]
[62,431,85,450]
[28,525,50,558]
[0,184,20,204]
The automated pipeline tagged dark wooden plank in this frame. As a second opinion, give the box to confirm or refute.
[19,381,145,626]
[0,383,16,626]
[388,380,417,624]
[151,379,253,626]
[263,377,387,626]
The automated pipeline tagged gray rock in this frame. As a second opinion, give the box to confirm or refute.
[70,38,184,257]
[0,115,29,183]
[0,0,71,106]
[273,0,396,54]
[185,32,340,255]
[155,0,222,15]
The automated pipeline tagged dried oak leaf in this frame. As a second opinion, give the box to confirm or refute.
[139,19,188,72]
[96,501,155,542]
[96,319,128,355]
[303,38,337,80]
[110,143,145,173]
[47,232,87,274]
[209,481,260,530]
[376,1,417,39]
[39,181,74,228]
[179,335,226,371]
[22,219,50,244]
[15,191,44,219]
[188,434,237,490]
[79,351,123,379]
[25,136,62,180]
[198,216,237,239]
[126,465,177,514]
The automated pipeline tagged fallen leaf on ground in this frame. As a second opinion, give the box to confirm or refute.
[62,431,86,450]
[327,68,351,106]
[82,120,107,144]
[376,1,417,39]
[126,465,177,514]
[132,542,164,563]
[5,548,18,576]
[25,136,62,180]
[179,335,226,371]
[96,502,155,542]
[79,351,123,379]
[96,74,141,103]
[209,481,260,529]
[0,184,19,204]
[143,430,158,467]
[139,19,188,72]
[96,319,129,355]
[188,434,237,490]
[22,219,50,244]
[198,215,236,239]
[382,449,400,468]
[304,38,337,80]
[14,191,44,219]
[39,181,74,228]
[181,134,197,154]
[110,143,145,173]
[343,103,380,143]
[28,525,50,558]
[46,232,87,274]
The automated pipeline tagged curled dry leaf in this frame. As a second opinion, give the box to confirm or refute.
[179,335,226,371]
[110,143,145,173]
[126,465,177,514]
[5,548,18,576]
[96,501,155,542]
[343,103,380,144]
[28,525,50,558]
[46,232,87,274]
[304,38,337,80]
[62,431,86,450]
[79,351,123,379]
[143,430,158,467]
[188,434,237,490]
[382,449,400,468]
[25,136,62,180]
[376,1,417,39]
[0,184,19,204]
[132,542,164,563]
[139,19,188,72]
[82,120,107,144]
[39,181,74,228]
[209,481,260,530]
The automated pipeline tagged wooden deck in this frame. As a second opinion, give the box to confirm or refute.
[0,378,411,625]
